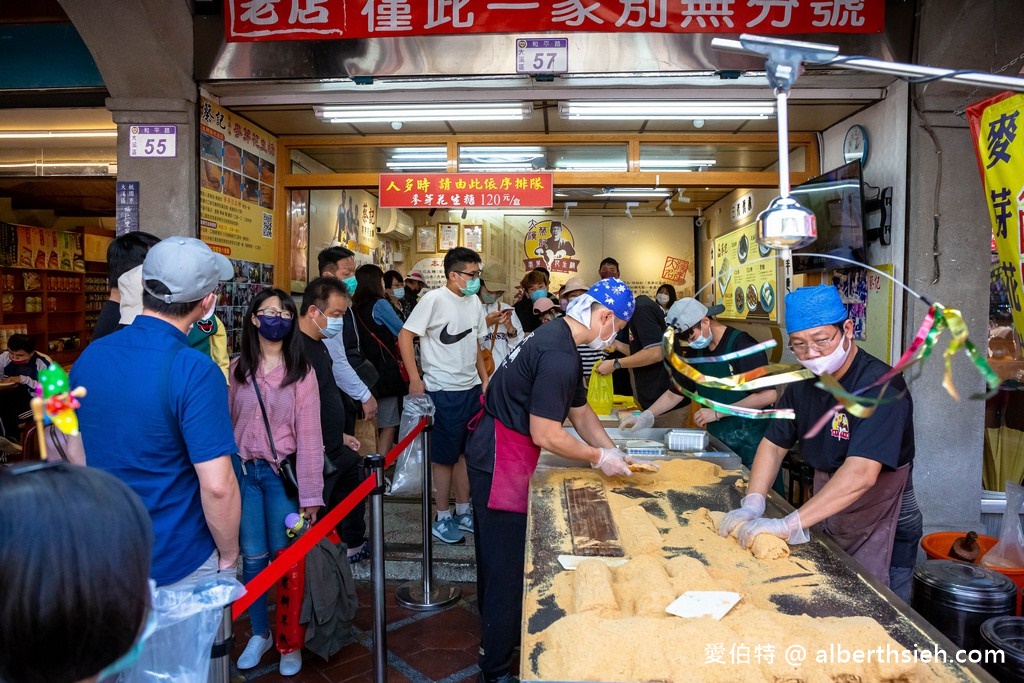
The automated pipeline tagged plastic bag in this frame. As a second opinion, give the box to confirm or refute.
[111,576,245,683]
[388,394,436,497]
[983,480,1024,569]
[586,364,613,416]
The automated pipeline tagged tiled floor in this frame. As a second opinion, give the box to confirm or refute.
[231,580,484,682]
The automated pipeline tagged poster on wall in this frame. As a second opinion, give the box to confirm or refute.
[463,224,483,252]
[216,260,275,358]
[408,257,448,289]
[713,222,779,323]
[289,190,310,293]
[416,226,438,254]
[522,219,579,273]
[304,189,399,281]
[198,97,277,265]
[438,223,459,251]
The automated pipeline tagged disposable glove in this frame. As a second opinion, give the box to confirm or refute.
[593,448,632,477]
[17,375,32,386]
[718,493,766,537]
[737,510,810,549]
[618,409,655,432]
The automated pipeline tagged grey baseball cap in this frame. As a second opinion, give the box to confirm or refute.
[667,298,725,331]
[142,237,233,304]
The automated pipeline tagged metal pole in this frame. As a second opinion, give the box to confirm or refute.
[208,604,233,683]
[365,453,388,683]
[396,415,461,610]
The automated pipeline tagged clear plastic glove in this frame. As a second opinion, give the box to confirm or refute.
[593,448,632,477]
[618,409,655,432]
[718,493,766,538]
[737,510,810,549]
[17,375,32,386]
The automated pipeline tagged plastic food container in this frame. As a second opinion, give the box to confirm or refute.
[665,429,709,451]
[912,560,1017,651]
[625,440,666,456]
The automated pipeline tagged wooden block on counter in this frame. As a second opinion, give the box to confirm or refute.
[564,478,624,557]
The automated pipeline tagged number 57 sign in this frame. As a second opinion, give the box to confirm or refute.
[516,38,568,74]
[129,125,177,158]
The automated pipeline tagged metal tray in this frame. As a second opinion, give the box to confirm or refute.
[538,427,743,471]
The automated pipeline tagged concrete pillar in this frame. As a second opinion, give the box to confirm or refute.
[58,0,197,239]
[906,0,1019,533]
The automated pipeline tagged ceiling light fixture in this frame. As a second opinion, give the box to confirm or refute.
[637,159,717,171]
[563,201,578,219]
[624,202,639,219]
[461,208,468,219]
[595,188,671,199]
[559,100,775,120]
[315,102,533,123]
[676,189,692,204]
[0,130,117,140]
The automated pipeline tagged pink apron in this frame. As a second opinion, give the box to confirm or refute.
[813,463,910,586]
[486,418,542,514]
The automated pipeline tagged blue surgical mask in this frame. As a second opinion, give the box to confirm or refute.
[316,309,344,339]
[393,287,405,300]
[689,332,711,350]
[342,275,358,295]
[459,274,481,297]
[257,315,292,341]
[529,288,548,302]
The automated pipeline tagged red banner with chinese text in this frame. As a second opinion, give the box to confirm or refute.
[968,92,1024,341]
[226,0,884,42]
[378,172,553,209]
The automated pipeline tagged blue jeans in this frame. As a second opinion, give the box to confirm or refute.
[234,457,297,636]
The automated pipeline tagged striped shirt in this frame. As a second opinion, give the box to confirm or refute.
[577,344,605,380]
[229,359,325,508]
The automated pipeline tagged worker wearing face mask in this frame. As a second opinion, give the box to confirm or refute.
[621,298,779,490]
[465,277,635,683]
[720,286,922,601]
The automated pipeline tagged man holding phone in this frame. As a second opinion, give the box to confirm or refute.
[478,263,523,375]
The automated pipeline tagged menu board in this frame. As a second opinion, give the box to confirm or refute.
[713,222,780,324]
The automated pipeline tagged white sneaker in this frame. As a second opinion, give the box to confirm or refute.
[280,649,303,676]
[237,633,273,670]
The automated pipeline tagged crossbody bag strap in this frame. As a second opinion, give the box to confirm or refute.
[489,304,501,351]
[250,372,280,464]
[355,308,399,361]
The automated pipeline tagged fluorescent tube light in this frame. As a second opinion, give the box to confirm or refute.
[559,100,775,120]
[638,159,717,170]
[316,102,532,123]
[594,188,672,198]
[0,130,117,140]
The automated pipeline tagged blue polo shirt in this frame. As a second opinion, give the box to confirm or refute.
[70,315,238,586]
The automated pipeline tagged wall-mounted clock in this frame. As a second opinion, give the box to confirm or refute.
[843,124,869,167]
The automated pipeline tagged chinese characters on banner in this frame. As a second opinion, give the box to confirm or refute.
[968,92,1024,340]
[226,0,884,41]
[378,172,553,209]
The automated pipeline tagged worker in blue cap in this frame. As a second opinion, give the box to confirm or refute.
[720,285,922,601]
[465,277,636,683]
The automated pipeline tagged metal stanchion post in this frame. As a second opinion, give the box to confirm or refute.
[208,603,233,683]
[396,416,461,610]
[365,453,388,683]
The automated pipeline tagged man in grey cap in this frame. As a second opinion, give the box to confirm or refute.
[621,297,780,491]
[70,236,241,589]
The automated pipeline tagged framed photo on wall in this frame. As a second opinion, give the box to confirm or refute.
[438,223,459,251]
[462,224,483,252]
[415,225,438,253]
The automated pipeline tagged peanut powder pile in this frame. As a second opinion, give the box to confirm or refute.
[522,459,971,682]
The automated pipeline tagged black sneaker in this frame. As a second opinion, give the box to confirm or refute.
[347,541,370,564]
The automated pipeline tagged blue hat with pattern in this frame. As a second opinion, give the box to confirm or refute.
[587,277,635,321]
[785,285,848,333]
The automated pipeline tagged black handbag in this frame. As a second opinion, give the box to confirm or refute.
[355,310,409,398]
[251,374,300,499]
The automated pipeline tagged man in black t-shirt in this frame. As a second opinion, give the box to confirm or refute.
[465,278,636,683]
[593,295,686,426]
[720,286,922,600]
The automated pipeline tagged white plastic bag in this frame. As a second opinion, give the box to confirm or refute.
[110,577,245,683]
[983,480,1024,569]
[388,394,435,497]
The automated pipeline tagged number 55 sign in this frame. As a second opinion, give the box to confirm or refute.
[129,125,177,158]
[516,38,568,74]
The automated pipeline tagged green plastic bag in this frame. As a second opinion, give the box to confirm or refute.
[587,364,613,416]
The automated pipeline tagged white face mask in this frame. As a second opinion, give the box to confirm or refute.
[586,315,617,350]
[798,334,850,376]
[656,293,670,306]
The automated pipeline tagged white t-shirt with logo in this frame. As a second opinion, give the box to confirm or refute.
[403,286,488,392]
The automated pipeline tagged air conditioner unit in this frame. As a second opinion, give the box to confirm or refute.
[376,207,414,241]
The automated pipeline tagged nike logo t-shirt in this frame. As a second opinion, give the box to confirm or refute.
[403,286,488,392]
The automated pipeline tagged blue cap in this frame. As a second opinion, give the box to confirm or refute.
[587,278,635,321]
[785,285,847,333]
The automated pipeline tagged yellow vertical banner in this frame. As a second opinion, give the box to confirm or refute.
[968,92,1024,340]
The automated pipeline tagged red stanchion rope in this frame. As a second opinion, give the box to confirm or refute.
[232,416,428,620]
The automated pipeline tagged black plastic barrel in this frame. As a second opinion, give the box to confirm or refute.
[981,616,1024,682]
[912,560,1017,651]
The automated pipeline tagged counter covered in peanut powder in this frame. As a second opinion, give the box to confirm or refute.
[520,451,994,682]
